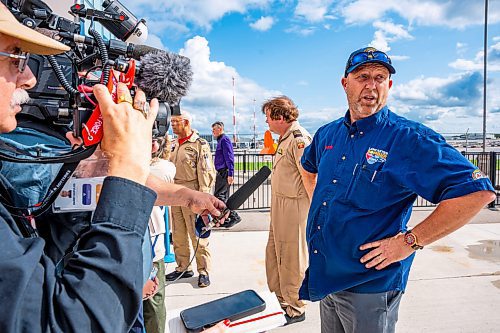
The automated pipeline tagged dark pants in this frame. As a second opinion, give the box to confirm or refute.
[320,290,403,333]
[214,168,240,221]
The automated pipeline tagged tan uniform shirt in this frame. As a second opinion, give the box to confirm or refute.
[170,131,215,193]
[271,121,312,198]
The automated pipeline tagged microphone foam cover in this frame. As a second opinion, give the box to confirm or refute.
[135,50,193,105]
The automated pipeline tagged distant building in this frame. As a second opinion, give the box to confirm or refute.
[454,133,496,140]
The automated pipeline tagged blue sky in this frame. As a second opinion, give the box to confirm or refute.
[120,0,500,137]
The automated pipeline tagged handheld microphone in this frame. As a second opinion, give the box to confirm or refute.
[196,166,272,237]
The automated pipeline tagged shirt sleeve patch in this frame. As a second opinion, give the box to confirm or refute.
[293,130,303,138]
[297,140,305,149]
[472,169,488,180]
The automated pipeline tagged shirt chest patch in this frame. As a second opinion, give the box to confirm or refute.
[366,147,388,164]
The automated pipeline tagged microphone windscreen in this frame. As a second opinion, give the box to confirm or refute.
[135,50,193,105]
[226,166,271,211]
[130,44,161,59]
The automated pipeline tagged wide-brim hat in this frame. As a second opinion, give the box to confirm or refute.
[0,4,69,55]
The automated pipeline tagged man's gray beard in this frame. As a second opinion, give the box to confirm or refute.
[10,89,30,108]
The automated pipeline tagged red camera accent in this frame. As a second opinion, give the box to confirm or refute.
[82,60,137,147]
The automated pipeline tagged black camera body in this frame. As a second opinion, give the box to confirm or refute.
[22,54,78,126]
[2,0,174,140]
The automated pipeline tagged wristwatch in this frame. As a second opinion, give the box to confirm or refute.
[404,230,423,250]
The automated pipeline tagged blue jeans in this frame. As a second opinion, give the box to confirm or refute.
[320,290,403,333]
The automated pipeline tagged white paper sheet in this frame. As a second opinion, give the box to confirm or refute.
[166,290,286,333]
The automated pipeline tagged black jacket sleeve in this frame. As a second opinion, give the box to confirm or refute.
[0,176,156,333]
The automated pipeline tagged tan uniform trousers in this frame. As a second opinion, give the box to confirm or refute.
[171,205,211,275]
[266,193,309,317]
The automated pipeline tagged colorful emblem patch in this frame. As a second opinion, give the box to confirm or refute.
[297,140,305,149]
[472,169,487,180]
[365,147,388,164]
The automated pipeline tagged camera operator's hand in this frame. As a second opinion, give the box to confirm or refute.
[94,83,158,185]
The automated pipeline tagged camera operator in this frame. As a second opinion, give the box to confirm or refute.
[0,4,227,332]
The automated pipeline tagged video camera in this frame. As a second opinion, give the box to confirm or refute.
[1,0,190,142]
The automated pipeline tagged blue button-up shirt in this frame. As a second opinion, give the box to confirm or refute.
[299,106,495,301]
[214,134,235,176]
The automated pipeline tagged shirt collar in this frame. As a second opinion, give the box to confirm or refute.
[279,121,300,143]
[343,106,388,133]
[178,131,196,145]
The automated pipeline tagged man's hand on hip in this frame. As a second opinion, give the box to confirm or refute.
[359,233,414,270]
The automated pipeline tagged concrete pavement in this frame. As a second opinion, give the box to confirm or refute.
[165,208,500,332]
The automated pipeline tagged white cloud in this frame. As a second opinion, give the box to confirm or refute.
[388,71,495,132]
[145,33,167,50]
[341,0,500,29]
[122,0,272,30]
[178,36,280,132]
[284,25,316,36]
[390,55,410,61]
[295,0,335,22]
[369,21,413,52]
[250,16,275,31]
[449,41,500,72]
[299,107,346,133]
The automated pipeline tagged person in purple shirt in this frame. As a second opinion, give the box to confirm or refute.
[212,121,241,228]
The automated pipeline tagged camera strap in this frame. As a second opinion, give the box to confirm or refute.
[0,140,97,164]
[0,141,97,222]
[0,176,38,238]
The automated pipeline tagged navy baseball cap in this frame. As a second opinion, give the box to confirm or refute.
[344,47,396,77]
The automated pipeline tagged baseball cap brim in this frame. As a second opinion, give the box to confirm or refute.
[0,5,69,55]
[346,60,396,76]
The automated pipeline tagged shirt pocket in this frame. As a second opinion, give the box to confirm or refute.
[344,163,386,210]
[182,149,198,169]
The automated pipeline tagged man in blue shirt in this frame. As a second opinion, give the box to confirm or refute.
[212,121,241,227]
[299,46,496,333]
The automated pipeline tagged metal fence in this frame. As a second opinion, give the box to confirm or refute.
[230,152,499,210]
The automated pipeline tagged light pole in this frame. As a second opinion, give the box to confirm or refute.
[253,98,256,149]
[482,0,488,152]
[465,128,469,154]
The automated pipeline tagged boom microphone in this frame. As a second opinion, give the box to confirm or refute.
[196,166,271,237]
[216,166,271,222]
[227,166,271,211]
[135,50,193,105]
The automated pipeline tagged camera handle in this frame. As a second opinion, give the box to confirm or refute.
[81,59,136,147]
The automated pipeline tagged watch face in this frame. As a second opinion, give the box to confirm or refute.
[404,232,417,246]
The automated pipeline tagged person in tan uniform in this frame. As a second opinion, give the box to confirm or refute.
[262,96,312,325]
[165,111,216,288]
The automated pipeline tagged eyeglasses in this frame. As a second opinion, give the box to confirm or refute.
[0,51,30,73]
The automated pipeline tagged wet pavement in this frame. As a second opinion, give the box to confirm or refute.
[165,208,500,332]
